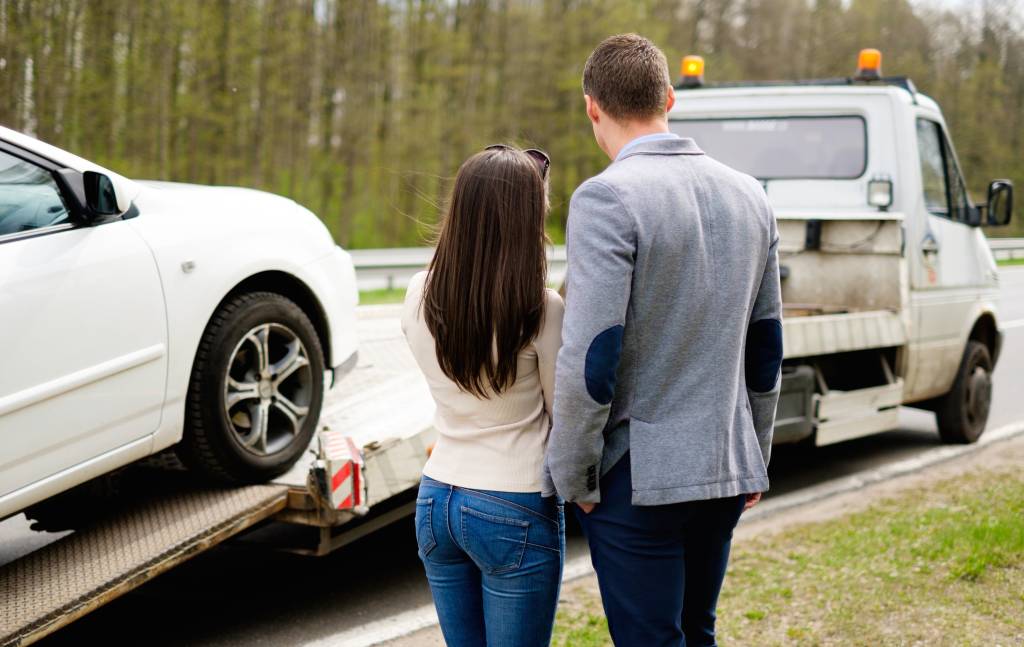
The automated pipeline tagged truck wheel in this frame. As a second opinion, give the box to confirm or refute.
[176,292,325,483]
[935,341,992,444]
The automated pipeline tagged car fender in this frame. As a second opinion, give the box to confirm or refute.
[125,186,355,451]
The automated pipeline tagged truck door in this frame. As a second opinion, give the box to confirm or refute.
[906,117,984,400]
[0,145,168,501]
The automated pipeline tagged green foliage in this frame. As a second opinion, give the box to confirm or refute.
[1,0,1022,245]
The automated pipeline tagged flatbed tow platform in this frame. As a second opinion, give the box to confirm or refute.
[1,305,435,646]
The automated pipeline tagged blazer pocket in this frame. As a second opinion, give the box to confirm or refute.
[415,497,437,558]
[459,506,529,575]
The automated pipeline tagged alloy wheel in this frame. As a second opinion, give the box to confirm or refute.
[223,323,313,455]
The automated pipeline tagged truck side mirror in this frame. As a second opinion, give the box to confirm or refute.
[985,180,1013,227]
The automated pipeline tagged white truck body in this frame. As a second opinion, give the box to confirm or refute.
[670,79,1008,446]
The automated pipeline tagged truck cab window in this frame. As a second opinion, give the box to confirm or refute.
[0,150,70,237]
[916,119,949,218]
[671,115,866,180]
[943,136,971,223]
[916,118,971,223]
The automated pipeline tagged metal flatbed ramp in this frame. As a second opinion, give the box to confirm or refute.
[0,484,287,647]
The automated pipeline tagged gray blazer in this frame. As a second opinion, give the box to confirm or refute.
[544,137,782,506]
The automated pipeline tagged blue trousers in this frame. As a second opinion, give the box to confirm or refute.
[576,454,746,647]
[415,476,565,647]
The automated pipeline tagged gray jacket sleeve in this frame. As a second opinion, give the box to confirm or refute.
[546,180,635,503]
[746,210,782,468]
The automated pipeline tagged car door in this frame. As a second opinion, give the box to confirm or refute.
[906,117,982,400]
[0,144,168,500]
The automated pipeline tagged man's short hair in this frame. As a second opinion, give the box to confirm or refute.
[582,34,672,122]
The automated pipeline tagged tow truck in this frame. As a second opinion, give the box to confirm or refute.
[671,49,1012,447]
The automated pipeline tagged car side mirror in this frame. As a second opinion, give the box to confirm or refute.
[84,171,120,216]
[985,179,1013,227]
[53,168,124,223]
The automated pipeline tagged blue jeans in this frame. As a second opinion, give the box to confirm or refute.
[576,453,746,647]
[415,476,565,647]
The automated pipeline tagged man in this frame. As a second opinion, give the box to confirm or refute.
[544,34,782,646]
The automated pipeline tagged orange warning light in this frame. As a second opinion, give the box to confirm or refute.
[856,48,882,80]
[680,55,705,88]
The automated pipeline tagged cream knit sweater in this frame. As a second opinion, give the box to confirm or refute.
[401,271,564,492]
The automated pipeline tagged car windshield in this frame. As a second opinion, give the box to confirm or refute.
[669,115,866,180]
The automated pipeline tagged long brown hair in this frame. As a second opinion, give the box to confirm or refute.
[423,146,549,398]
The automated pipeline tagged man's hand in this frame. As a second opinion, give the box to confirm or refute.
[577,502,596,514]
[743,492,762,512]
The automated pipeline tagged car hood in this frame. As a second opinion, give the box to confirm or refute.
[136,180,298,208]
[131,180,336,255]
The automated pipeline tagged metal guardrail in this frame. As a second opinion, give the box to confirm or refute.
[353,239,1023,291]
[351,246,567,291]
[989,237,1024,261]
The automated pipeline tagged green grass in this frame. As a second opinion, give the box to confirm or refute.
[997,257,1024,266]
[553,468,1024,646]
[552,589,611,647]
[358,287,407,305]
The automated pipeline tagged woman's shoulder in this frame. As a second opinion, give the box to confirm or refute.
[409,270,429,291]
[537,288,564,342]
[404,271,429,303]
[401,271,429,333]
[543,287,564,314]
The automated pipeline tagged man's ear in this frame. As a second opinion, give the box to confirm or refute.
[585,94,601,125]
[664,87,676,113]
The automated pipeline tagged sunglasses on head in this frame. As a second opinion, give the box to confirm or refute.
[485,144,550,180]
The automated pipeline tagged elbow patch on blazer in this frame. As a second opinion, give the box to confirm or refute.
[746,318,783,393]
[585,325,624,405]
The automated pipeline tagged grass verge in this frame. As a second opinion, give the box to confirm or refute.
[359,287,407,305]
[996,257,1024,266]
[552,468,1024,646]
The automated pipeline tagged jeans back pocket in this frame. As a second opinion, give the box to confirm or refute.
[415,497,437,558]
[459,505,529,575]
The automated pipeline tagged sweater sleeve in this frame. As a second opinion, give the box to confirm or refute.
[745,208,782,468]
[546,180,636,503]
[535,290,565,422]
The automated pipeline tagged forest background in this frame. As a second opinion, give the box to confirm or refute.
[2,0,1022,246]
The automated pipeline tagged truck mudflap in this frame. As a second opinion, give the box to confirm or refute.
[0,483,287,647]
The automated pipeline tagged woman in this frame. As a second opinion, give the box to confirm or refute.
[402,144,564,647]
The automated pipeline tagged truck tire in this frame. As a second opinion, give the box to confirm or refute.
[176,291,325,483]
[935,341,992,444]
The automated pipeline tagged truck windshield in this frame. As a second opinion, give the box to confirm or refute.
[669,115,866,180]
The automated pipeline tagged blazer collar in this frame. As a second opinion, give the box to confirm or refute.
[617,137,704,161]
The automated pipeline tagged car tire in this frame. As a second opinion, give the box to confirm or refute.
[176,291,325,483]
[935,341,992,444]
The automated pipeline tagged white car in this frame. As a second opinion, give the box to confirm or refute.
[0,126,359,521]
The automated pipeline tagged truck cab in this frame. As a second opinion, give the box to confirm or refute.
[669,50,1013,446]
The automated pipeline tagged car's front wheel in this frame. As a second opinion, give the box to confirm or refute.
[176,291,325,482]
